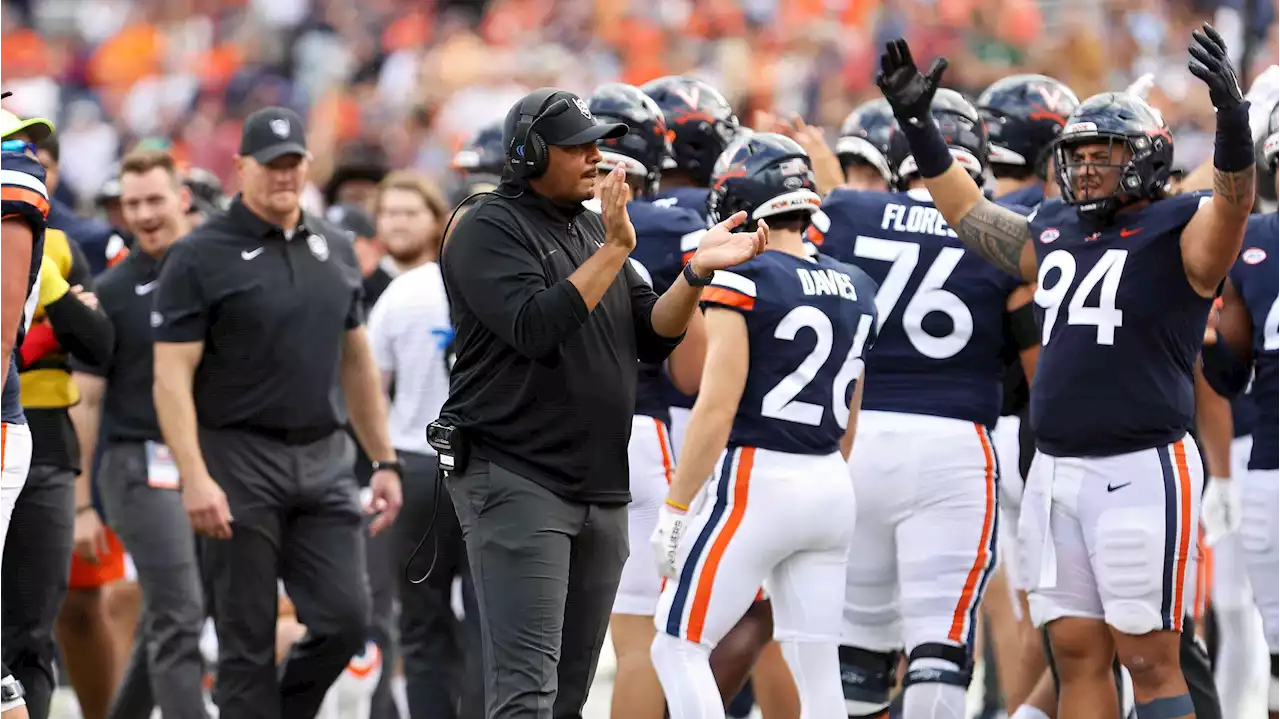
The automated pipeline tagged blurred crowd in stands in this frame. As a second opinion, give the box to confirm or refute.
[2,0,1277,222]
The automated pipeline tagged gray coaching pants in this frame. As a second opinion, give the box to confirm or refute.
[97,441,209,719]
[447,458,628,719]
[198,427,370,719]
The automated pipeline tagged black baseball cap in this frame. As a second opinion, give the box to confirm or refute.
[503,89,628,151]
[239,107,308,163]
[325,203,377,238]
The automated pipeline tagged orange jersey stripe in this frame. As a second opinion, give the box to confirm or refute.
[1171,439,1193,629]
[701,286,755,312]
[686,447,755,643]
[948,424,997,642]
[1,186,50,219]
[654,418,675,485]
[682,250,696,264]
[1,423,7,472]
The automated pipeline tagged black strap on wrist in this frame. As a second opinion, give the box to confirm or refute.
[370,459,403,478]
[683,262,713,287]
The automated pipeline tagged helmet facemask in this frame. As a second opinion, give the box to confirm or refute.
[1053,132,1164,223]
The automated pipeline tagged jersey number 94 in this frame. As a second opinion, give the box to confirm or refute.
[1035,248,1128,346]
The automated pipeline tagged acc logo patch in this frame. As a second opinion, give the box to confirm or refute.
[1242,247,1267,265]
[307,233,329,261]
[1039,228,1059,244]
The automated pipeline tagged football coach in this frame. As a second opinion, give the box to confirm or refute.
[437,87,767,718]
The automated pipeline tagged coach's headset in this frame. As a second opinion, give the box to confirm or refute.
[408,92,575,586]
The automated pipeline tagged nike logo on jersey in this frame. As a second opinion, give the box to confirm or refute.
[796,267,859,301]
[1106,481,1132,492]
[881,203,957,239]
[241,247,265,260]
[134,281,157,295]
[1120,228,1143,238]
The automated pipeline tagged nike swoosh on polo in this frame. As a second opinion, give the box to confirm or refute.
[1119,228,1143,238]
[135,281,157,295]
[241,247,265,260]
[1106,481,1132,492]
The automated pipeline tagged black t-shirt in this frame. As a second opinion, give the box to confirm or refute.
[71,249,164,442]
[151,197,364,433]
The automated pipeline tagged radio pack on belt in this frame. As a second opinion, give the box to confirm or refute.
[426,418,469,475]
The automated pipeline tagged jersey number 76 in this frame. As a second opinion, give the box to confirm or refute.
[761,306,874,430]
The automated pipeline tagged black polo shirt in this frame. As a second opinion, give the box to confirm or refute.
[151,197,364,435]
[71,249,164,442]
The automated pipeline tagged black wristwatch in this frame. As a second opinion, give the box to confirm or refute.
[683,261,713,287]
[370,459,403,478]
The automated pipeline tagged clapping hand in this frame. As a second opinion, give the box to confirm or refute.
[689,211,768,277]
[599,166,637,251]
[1188,24,1243,112]
[876,39,948,126]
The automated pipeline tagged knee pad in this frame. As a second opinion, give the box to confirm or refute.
[838,645,899,717]
[0,673,25,712]
[901,642,972,690]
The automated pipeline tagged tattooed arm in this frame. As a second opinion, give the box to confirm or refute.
[1181,165,1255,297]
[913,163,1039,282]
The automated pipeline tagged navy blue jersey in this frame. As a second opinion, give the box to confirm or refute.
[812,187,1024,428]
[996,183,1046,209]
[2,152,49,426]
[701,250,878,455]
[1228,212,1278,470]
[1029,191,1212,457]
[652,185,712,411]
[628,198,708,424]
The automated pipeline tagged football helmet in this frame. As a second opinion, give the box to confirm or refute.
[587,83,671,196]
[836,99,895,185]
[887,88,989,190]
[640,76,740,187]
[185,167,229,216]
[977,74,1079,179]
[1051,92,1173,222]
[452,122,506,180]
[707,131,821,225]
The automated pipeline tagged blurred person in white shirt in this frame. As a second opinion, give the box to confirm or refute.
[366,171,482,719]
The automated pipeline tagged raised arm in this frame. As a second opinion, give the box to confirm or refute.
[1180,25,1256,296]
[872,40,1037,282]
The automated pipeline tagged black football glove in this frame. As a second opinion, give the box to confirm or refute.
[1188,23,1244,111]
[876,39,949,126]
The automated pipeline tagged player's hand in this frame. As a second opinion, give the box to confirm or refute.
[183,473,234,539]
[72,505,111,564]
[690,211,768,277]
[770,114,844,195]
[366,468,403,536]
[599,166,637,251]
[1201,476,1242,546]
[651,502,690,578]
[70,285,99,311]
[876,39,948,125]
[1188,24,1244,112]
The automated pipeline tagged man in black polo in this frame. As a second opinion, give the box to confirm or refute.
[71,147,210,719]
[440,87,767,718]
[151,106,403,719]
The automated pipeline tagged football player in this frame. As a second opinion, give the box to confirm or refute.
[451,121,505,201]
[834,99,895,192]
[650,132,878,719]
[584,82,709,719]
[1201,100,1279,719]
[811,90,1038,719]
[1,101,52,719]
[876,26,1254,719]
[644,76,796,717]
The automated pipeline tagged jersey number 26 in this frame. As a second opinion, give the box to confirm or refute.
[761,306,874,430]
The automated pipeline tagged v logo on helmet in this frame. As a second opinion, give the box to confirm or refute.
[672,85,702,110]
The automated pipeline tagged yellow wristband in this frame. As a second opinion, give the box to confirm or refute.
[665,498,689,512]
[37,257,70,308]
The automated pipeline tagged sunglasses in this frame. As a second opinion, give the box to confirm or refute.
[0,139,36,154]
